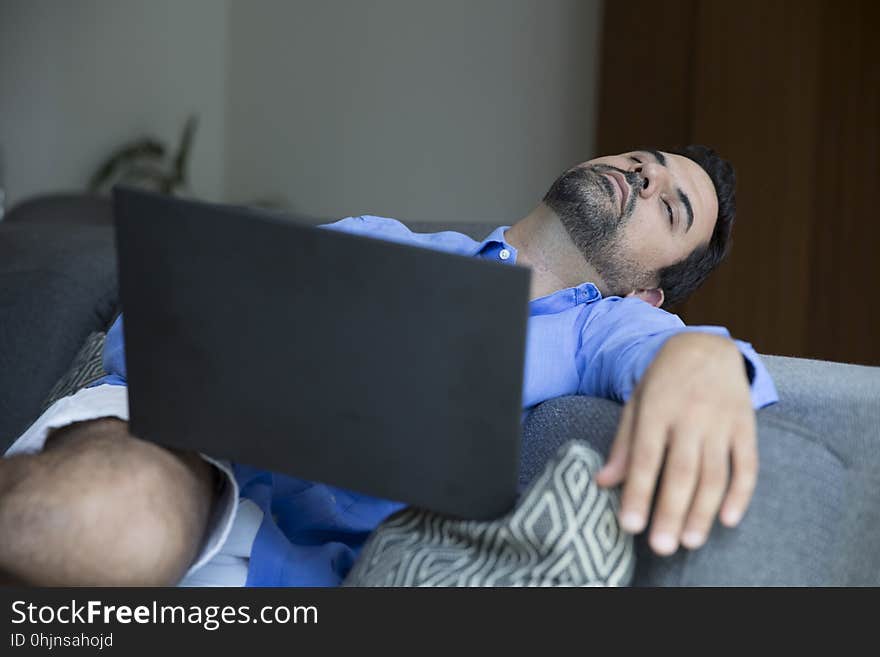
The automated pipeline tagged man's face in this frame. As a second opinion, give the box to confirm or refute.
[545,149,718,298]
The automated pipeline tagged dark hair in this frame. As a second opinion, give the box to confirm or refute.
[656,144,736,309]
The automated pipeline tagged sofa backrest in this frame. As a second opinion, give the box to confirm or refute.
[762,355,880,467]
[420,219,880,460]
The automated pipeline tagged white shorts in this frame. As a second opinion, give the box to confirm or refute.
[4,385,261,586]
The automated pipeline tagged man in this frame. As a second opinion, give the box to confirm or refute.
[0,145,776,586]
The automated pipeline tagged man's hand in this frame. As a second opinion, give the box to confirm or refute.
[595,332,757,556]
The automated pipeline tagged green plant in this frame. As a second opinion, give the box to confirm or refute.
[88,115,197,195]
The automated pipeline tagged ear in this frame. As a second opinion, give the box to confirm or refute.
[626,287,665,308]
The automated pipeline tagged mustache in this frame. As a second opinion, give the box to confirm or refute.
[592,164,640,186]
[563,164,639,191]
[565,164,640,218]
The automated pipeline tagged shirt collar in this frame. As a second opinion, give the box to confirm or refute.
[473,225,602,311]
[473,226,517,263]
[529,282,602,314]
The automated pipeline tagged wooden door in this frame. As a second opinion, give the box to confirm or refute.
[596,0,880,364]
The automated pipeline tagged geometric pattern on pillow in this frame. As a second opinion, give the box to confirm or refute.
[41,330,107,411]
[344,440,634,587]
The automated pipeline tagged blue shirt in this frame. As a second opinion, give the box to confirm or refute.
[94,215,778,586]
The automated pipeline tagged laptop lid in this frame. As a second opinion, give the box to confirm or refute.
[114,187,530,520]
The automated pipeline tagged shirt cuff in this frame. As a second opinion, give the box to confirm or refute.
[733,339,779,409]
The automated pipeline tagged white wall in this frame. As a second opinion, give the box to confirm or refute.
[225,0,603,223]
[0,1,603,223]
[0,0,228,208]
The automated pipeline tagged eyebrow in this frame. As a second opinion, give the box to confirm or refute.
[640,148,667,166]
[635,149,694,232]
[677,188,694,232]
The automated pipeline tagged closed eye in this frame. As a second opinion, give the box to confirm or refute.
[632,155,673,226]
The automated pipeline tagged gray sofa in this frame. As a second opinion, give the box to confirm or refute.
[2,198,878,585]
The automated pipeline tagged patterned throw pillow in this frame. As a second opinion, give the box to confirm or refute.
[41,331,107,411]
[344,440,634,587]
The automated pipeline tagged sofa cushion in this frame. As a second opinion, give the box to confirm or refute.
[344,440,634,586]
[41,331,108,412]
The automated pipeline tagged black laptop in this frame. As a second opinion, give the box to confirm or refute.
[113,187,530,520]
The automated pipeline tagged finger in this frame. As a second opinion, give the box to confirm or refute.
[596,400,636,488]
[720,419,758,527]
[681,437,730,550]
[618,410,667,535]
[648,430,701,556]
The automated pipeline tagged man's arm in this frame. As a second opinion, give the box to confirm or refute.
[0,418,217,585]
[577,297,777,556]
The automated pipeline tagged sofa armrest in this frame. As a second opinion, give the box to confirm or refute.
[0,196,118,449]
[523,395,880,585]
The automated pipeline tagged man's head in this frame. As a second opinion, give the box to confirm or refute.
[541,145,735,309]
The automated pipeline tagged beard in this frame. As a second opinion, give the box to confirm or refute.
[542,164,654,296]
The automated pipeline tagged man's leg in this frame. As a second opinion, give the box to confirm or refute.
[0,418,218,586]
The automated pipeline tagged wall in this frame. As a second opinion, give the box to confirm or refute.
[0,1,603,224]
[0,0,228,208]
[224,0,602,223]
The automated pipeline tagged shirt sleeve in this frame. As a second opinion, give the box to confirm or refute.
[87,314,127,387]
[576,296,778,409]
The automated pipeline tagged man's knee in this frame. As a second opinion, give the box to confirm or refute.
[0,418,218,586]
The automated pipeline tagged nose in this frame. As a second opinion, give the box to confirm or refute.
[633,161,668,199]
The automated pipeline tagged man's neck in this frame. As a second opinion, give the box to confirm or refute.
[504,204,606,300]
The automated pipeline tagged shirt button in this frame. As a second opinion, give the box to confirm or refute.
[499,248,511,260]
